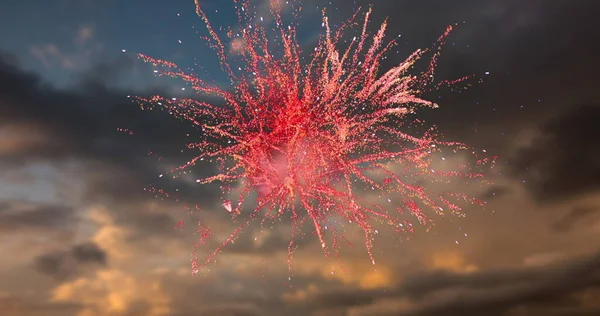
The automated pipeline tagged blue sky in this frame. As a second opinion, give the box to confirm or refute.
[1,0,224,86]
[0,0,330,89]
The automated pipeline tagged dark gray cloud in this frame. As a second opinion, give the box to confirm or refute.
[79,54,137,84]
[320,0,599,148]
[510,104,600,202]
[34,242,107,280]
[397,253,600,315]
[302,249,600,315]
[0,201,73,233]
[71,242,107,263]
[0,52,218,206]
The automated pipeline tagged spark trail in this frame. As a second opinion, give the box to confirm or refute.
[135,0,495,273]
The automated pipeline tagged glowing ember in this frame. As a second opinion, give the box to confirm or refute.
[222,200,233,213]
[135,0,495,272]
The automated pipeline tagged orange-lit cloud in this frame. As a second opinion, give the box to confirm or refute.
[429,250,478,273]
[52,269,171,316]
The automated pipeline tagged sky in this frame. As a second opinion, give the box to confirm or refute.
[1,0,600,315]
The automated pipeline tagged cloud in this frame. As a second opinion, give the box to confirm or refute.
[186,303,264,316]
[29,43,100,70]
[0,54,207,261]
[0,201,74,233]
[510,104,600,202]
[428,250,478,273]
[80,54,136,83]
[30,44,68,69]
[45,206,178,316]
[0,53,223,315]
[0,122,51,155]
[0,294,79,316]
[51,268,172,316]
[300,249,600,315]
[553,206,598,233]
[29,25,100,70]
[75,26,94,44]
[2,1,600,315]
[479,185,511,202]
[35,242,107,280]
[71,242,107,263]
[215,223,314,256]
[0,52,219,206]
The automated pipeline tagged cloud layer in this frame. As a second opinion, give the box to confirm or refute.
[1,0,600,315]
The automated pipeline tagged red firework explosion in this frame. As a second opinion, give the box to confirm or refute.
[135,0,495,272]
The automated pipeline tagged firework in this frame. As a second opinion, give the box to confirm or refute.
[135,0,494,273]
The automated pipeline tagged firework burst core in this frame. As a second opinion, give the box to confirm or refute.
[135,0,494,273]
